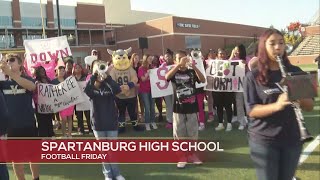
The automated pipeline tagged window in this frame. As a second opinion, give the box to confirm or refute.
[185,36,201,49]
[0,0,13,27]
[54,18,76,28]
[53,5,76,28]
[0,16,13,27]
[21,17,47,27]
[20,2,47,28]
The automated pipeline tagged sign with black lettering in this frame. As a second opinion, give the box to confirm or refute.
[204,60,245,92]
[37,76,84,113]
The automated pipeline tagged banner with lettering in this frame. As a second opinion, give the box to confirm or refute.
[24,36,72,80]
[150,65,174,98]
[75,81,91,111]
[37,76,84,114]
[204,60,245,92]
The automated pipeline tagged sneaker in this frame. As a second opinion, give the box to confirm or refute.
[226,123,232,132]
[166,122,173,129]
[207,115,214,123]
[151,122,158,129]
[198,123,205,131]
[177,162,187,169]
[215,123,225,131]
[238,125,245,130]
[145,123,151,131]
[115,175,126,180]
[189,154,203,165]
[78,132,84,135]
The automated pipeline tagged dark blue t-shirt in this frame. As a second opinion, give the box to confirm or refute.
[0,75,36,129]
[243,65,303,147]
[0,91,9,135]
[84,74,121,131]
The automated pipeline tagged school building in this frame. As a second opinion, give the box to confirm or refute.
[0,0,267,63]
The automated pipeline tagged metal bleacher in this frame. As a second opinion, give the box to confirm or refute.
[290,35,320,56]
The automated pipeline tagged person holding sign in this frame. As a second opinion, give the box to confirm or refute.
[229,44,248,130]
[34,66,55,137]
[163,49,175,129]
[243,29,314,180]
[151,55,164,122]
[52,64,74,138]
[205,49,216,123]
[73,63,93,135]
[213,48,234,131]
[138,55,157,131]
[84,60,126,180]
[0,54,39,180]
[165,50,206,168]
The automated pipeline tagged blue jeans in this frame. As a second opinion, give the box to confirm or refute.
[93,130,121,179]
[0,164,9,180]
[249,140,302,180]
[140,93,155,123]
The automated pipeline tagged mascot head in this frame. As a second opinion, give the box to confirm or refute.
[107,47,132,71]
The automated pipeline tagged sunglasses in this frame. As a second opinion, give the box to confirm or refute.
[7,58,16,63]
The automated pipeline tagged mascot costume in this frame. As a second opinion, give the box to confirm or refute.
[107,47,144,133]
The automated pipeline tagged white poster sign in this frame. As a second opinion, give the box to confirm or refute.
[204,60,245,92]
[150,65,174,98]
[37,76,84,113]
[75,81,91,111]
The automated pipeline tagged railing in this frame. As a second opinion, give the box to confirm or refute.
[0,27,116,49]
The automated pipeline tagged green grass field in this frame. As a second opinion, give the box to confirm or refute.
[7,64,320,180]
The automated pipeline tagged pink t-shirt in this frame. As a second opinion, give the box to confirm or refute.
[138,66,151,93]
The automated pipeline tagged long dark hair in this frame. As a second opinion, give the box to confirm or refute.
[237,44,247,61]
[35,66,50,83]
[256,29,291,85]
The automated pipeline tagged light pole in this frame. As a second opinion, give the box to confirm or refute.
[56,0,62,36]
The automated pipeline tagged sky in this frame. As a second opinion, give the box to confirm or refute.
[131,0,319,29]
[5,0,319,29]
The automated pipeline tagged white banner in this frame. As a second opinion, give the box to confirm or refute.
[191,57,207,88]
[204,60,245,92]
[150,65,174,98]
[75,81,91,111]
[37,76,84,114]
[24,36,72,79]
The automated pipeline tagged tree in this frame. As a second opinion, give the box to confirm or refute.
[284,21,302,46]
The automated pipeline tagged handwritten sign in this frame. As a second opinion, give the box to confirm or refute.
[204,60,245,92]
[24,36,72,80]
[75,81,91,111]
[37,76,84,113]
[150,65,174,98]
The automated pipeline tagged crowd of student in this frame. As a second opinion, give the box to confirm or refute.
[0,28,315,180]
